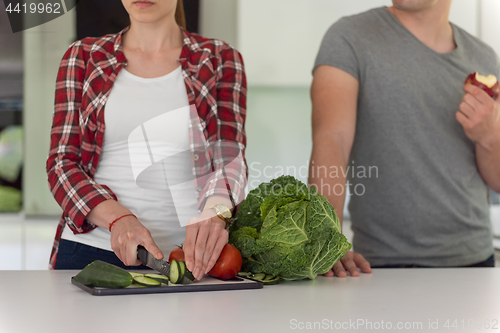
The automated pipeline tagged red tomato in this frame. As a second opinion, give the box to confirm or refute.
[208,244,242,280]
[168,246,185,264]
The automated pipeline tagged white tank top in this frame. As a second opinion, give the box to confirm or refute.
[61,66,198,255]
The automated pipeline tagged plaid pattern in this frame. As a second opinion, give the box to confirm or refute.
[47,27,247,269]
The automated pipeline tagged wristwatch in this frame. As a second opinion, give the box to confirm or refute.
[211,203,232,227]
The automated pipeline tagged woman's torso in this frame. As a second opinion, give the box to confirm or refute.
[61,66,198,254]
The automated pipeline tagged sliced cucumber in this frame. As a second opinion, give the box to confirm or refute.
[246,273,281,285]
[237,272,252,277]
[169,260,184,284]
[262,275,281,285]
[129,272,144,278]
[133,276,161,287]
[129,283,147,288]
[184,269,195,281]
[251,273,266,281]
[144,274,169,284]
[178,261,186,277]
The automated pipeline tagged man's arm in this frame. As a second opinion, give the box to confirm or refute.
[457,84,500,192]
[309,66,357,221]
[476,142,500,193]
[309,65,371,277]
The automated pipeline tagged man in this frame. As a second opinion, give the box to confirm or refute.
[310,0,500,277]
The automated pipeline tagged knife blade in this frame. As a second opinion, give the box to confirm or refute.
[137,245,193,284]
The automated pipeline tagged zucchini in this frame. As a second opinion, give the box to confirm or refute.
[169,260,183,284]
[73,260,133,288]
[133,276,161,287]
[144,274,169,284]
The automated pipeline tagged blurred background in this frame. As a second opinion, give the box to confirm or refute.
[0,0,499,269]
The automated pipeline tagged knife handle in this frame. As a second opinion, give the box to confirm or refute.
[137,245,149,264]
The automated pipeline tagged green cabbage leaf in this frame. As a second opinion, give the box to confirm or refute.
[230,176,351,280]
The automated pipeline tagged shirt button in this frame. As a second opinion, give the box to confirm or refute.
[193,154,199,161]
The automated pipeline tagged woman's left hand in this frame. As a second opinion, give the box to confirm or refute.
[183,209,229,280]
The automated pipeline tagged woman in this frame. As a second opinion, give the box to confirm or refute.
[47,0,247,281]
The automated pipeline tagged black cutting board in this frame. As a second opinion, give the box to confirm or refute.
[72,275,263,296]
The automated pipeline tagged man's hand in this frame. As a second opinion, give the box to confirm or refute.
[457,83,500,150]
[323,251,372,277]
[183,210,229,281]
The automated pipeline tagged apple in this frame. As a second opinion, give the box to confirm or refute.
[465,72,500,100]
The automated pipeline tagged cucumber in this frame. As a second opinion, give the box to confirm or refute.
[144,274,169,284]
[251,273,266,281]
[262,275,281,285]
[244,273,281,285]
[133,276,161,287]
[129,272,144,278]
[169,260,183,284]
[184,269,195,281]
[73,260,133,288]
[178,261,186,277]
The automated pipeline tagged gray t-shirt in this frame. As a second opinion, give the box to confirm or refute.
[314,7,500,266]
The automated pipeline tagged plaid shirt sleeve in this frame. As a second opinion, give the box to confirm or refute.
[198,46,248,209]
[46,41,117,233]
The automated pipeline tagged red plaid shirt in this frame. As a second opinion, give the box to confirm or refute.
[46,27,247,269]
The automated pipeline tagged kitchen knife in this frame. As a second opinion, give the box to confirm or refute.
[137,245,193,284]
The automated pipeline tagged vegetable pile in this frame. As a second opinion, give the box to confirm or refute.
[72,260,194,289]
[229,176,352,280]
[169,244,242,280]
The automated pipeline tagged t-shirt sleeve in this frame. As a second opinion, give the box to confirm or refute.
[313,18,361,81]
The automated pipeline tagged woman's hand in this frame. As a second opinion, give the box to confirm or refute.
[110,215,164,266]
[183,209,229,280]
[323,251,372,277]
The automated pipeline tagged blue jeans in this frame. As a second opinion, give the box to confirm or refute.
[371,255,495,268]
[54,239,151,270]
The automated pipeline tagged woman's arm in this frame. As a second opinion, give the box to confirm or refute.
[87,199,164,265]
[183,45,248,280]
[197,46,248,210]
[47,41,163,265]
[46,41,118,232]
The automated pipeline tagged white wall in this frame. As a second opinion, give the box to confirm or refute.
[20,1,499,217]
[237,0,478,87]
[199,0,238,47]
[23,10,75,216]
[480,0,500,59]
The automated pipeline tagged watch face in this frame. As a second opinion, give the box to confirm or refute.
[217,204,231,218]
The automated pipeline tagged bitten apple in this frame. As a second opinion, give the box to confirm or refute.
[465,72,500,100]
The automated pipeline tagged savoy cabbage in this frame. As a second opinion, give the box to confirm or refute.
[229,176,352,280]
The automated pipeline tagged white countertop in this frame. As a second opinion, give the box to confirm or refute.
[0,268,499,333]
